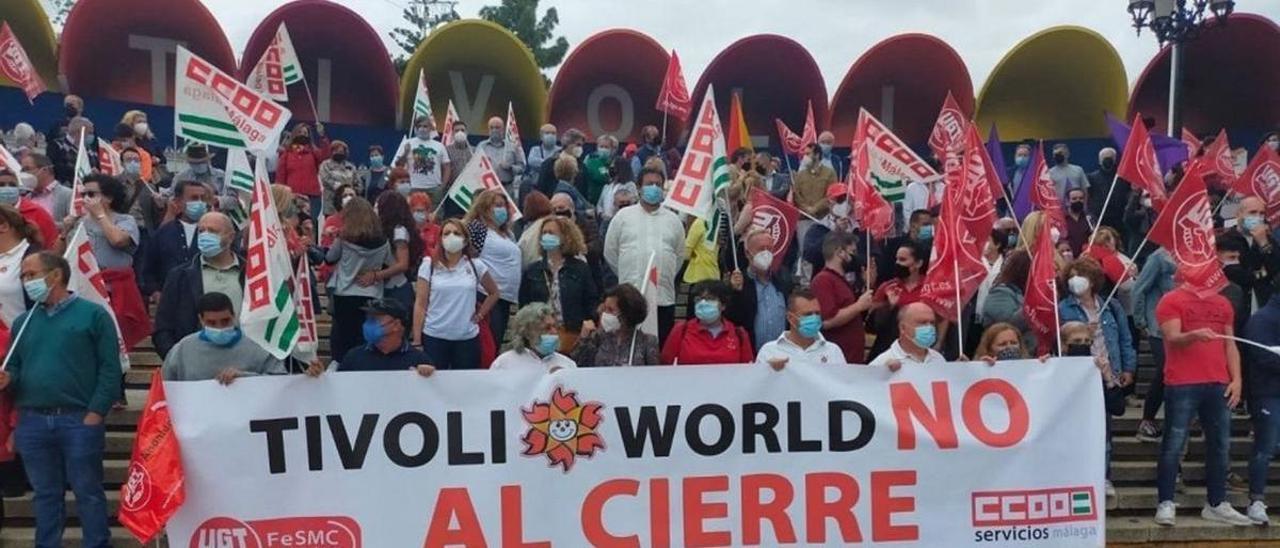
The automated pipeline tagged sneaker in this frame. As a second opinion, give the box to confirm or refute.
[1248,501,1270,526]
[1105,480,1118,510]
[1136,420,1162,442]
[1202,502,1254,526]
[1155,501,1177,526]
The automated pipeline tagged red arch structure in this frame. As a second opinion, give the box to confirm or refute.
[546,29,677,143]
[690,35,828,149]
[829,33,973,146]
[239,0,399,126]
[59,0,235,105]
[1129,12,1280,136]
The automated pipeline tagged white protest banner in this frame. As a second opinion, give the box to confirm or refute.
[175,46,292,151]
[665,84,729,220]
[165,359,1104,547]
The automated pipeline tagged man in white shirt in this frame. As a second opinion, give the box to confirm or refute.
[603,166,685,342]
[868,302,946,370]
[757,288,846,369]
[395,116,452,203]
[901,174,944,220]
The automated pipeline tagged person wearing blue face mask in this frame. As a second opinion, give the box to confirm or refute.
[475,117,526,196]
[333,298,436,375]
[491,302,578,371]
[364,144,388,201]
[153,212,245,359]
[0,168,57,250]
[524,123,560,192]
[1219,196,1279,305]
[603,167,685,343]
[816,131,845,180]
[1008,143,1033,199]
[519,216,597,353]
[756,287,847,370]
[142,180,211,301]
[161,292,284,383]
[869,302,946,369]
[464,189,523,347]
[660,280,754,365]
[173,143,227,203]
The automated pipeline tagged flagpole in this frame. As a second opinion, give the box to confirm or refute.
[1211,333,1280,356]
[629,251,657,366]
[1098,236,1150,313]
[299,71,322,125]
[952,215,964,355]
[1085,172,1121,249]
[723,198,741,272]
[0,313,34,371]
[661,111,669,148]
[1051,277,1063,357]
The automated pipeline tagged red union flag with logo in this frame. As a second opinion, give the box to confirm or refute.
[1148,165,1226,298]
[848,113,895,239]
[1028,141,1066,230]
[665,84,729,220]
[1196,128,1238,189]
[775,101,817,158]
[119,375,186,543]
[1024,223,1060,355]
[655,50,691,122]
[97,141,122,176]
[1116,113,1167,208]
[1234,144,1280,226]
[920,148,989,323]
[928,91,967,167]
[747,188,799,271]
[0,22,46,104]
[175,46,292,151]
[1182,128,1203,156]
[292,252,318,361]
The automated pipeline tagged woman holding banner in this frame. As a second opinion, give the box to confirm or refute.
[661,280,754,365]
[490,303,577,372]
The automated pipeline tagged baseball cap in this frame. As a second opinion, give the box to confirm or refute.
[361,299,410,327]
[826,183,848,200]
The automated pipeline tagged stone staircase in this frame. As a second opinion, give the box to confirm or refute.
[2,309,1279,546]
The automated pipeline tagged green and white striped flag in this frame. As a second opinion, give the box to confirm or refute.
[276,24,303,86]
[664,84,729,220]
[225,148,254,193]
[175,46,292,151]
[412,69,433,125]
[241,154,300,359]
[246,23,302,101]
[1071,490,1094,515]
[446,153,522,221]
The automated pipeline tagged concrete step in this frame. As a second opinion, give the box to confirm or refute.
[1107,515,1280,543]
[1111,461,1280,485]
[0,526,146,548]
[1113,486,1280,513]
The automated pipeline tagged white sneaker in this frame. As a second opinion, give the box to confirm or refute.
[1202,502,1254,526]
[1155,501,1177,526]
[1248,501,1270,525]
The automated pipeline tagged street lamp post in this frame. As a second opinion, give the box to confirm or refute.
[1126,0,1235,138]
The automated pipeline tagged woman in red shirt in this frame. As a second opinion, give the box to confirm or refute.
[276,123,330,222]
[661,280,754,365]
[868,240,929,360]
[408,189,441,257]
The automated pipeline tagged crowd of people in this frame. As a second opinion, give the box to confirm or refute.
[0,93,1277,545]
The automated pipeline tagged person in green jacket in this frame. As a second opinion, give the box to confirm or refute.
[583,135,617,207]
[0,251,121,548]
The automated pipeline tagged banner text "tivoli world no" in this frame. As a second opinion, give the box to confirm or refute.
[165,359,1105,547]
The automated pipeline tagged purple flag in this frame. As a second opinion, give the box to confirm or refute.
[1105,112,1189,174]
[986,123,1009,187]
[1010,144,1038,221]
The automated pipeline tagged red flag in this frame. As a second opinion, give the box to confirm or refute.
[655,50,692,122]
[775,102,816,158]
[1182,128,1203,156]
[920,141,989,323]
[927,91,966,162]
[1197,129,1237,189]
[848,118,894,239]
[1023,223,1060,356]
[1146,167,1227,298]
[748,187,800,272]
[97,142,121,176]
[118,375,186,543]
[0,23,47,104]
[1116,113,1167,207]
[1028,141,1067,231]
[1233,145,1280,226]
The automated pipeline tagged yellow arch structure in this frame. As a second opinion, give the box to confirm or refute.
[976,26,1127,141]
[399,19,546,136]
[0,0,61,92]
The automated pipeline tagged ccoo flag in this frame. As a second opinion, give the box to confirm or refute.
[446,153,522,221]
[665,84,730,220]
[175,46,292,151]
[247,23,303,101]
[853,108,939,203]
[848,111,896,239]
[441,100,461,147]
[1146,165,1226,298]
[506,101,521,147]
[1233,144,1280,227]
[412,69,433,127]
[292,252,318,362]
[118,375,186,543]
[224,148,255,194]
[241,155,300,359]
[655,50,692,122]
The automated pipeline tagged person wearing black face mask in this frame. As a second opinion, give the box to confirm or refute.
[1063,188,1093,258]
[319,140,359,215]
[1087,147,1129,240]
[1048,143,1088,204]
[868,240,928,361]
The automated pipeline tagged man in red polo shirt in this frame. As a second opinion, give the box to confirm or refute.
[810,231,873,363]
[1152,281,1250,527]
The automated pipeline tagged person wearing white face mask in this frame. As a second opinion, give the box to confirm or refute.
[444,122,473,187]
[475,116,526,196]
[727,229,795,352]
[412,219,501,370]
[573,283,659,366]
[319,140,359,215]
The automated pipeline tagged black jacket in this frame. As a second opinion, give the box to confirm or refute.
[519,257,599,330]
[142,220,199,295]
[153,254,245,359]
[1087,168,1129,236]
[1220,227,1280,305]
[726,268,796,350]
[1244,295,1280,399]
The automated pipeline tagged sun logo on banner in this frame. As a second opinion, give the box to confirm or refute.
[521,387,605,472]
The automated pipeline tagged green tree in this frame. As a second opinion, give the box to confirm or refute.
[478,0,569,81]
[389,0,460,75]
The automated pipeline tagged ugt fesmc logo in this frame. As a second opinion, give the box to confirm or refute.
[971,486,1097,527]
[190,516,361,548]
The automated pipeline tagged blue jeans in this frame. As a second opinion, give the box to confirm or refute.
[1158,383,1231,504]
[15,410,111,548]
[423,335,480,370]
[1142,336,1166,420]
[308,196,322,232]
[1249,396,1280,501]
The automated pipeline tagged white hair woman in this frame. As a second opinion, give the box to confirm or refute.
[490,302,577,372]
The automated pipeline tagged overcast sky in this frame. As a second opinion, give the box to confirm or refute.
[51,0,1280,94]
